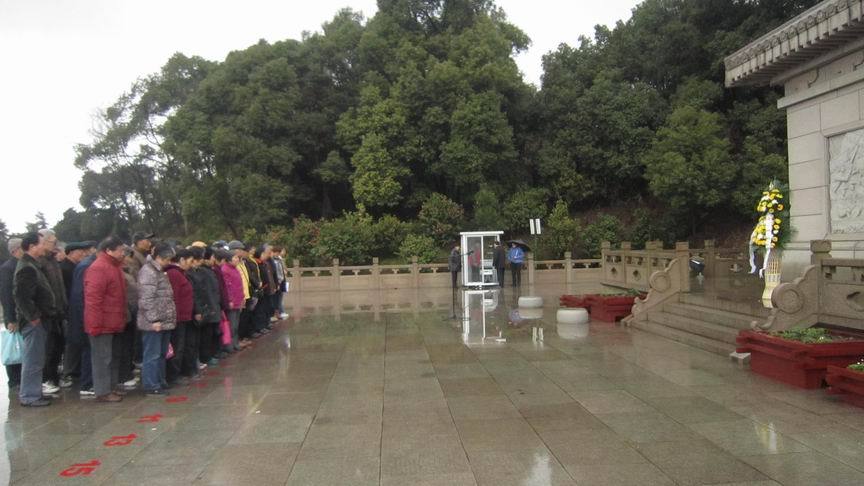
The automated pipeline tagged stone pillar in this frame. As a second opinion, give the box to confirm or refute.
[527,252,535,286]
[411,256,420,288]
[372,257,381,290]
[704,239,716,278]
[675,242,691,292]
[292,259,302,293]
[810,240,832,266]
[332,259,341,291]
[564,251,572,284]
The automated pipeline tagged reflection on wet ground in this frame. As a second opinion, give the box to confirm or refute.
[2,285,864,485]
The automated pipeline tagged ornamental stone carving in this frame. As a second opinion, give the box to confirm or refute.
[829,128,864,234]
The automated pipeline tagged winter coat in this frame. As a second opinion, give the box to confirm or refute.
[38,255,66,314]
[448,249,461,272]
[211,264,230,311]
[508,247,525,264]
[257,258,277,296]
[0,257,18,325]
[137,256,176,332]
[67,254,96,345]
[123,270,139,319]
[220,263,245,310]
[83,252,128,335]
[244,257,261,295]
[165,264,194,322]
[13,254,57,326]
[127,248,148,279]
[187,266,221,323]
[492,246,506,269]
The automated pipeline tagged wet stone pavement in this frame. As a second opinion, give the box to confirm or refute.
[2,285,864,485]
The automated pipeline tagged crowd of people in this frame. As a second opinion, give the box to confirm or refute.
[0,230,289,406]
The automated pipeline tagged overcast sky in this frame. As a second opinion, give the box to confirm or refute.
[0,0,639,234]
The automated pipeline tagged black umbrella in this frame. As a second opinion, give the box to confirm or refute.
[505,239,532,251]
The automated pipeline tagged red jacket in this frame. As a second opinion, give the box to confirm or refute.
[165,265,194,322]
[84,252,128,335]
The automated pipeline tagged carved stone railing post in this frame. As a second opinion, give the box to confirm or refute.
[292,259,302,293]
[564,251,573,284]
[810,239,832,265]
[332,259,341,291]
[411,256,420,287]
[675,241,691,292]
[703,239,716,277]
[372,257,381,290]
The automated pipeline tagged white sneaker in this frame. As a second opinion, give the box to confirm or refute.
[198,362,207,371]
[279,313,289,319]
[270,316,278,322]
[59,376,74,388]
[79,388,95,398]
[122,378,139,390]
[42,382,60,394]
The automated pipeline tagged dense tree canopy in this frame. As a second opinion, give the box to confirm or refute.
[52,0,821,262]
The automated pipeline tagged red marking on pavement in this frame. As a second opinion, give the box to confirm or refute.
[189,381,208,388]
[59,459,100,477]
[205,369,220,376]
[103,433,138,447]
[136,413,163,423]
[165,395,188,403]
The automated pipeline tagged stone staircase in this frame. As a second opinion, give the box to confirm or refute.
[629,293,772,356]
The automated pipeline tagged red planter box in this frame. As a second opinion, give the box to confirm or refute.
[826,365,864,408]
[736,330,864,389]
[559,294,600,310]
[589,295,640,322]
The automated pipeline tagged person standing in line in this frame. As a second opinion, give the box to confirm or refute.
[165,249,198,384]
[118,248,140,391]
[448,245,462,289]
[36,229,66,395]
[0,238,24,389]
[271,246,289,319]
[492,241,506,288]
[67,247,98,397]
[219,250,245,354]
[187,247,221,368]
[137,242,176,395]
[13,232,56,407]
[58,241,96,389]
[83,237,128,403]
[508,243,525,287]
[253,244,276,337]
[210,249,231,359]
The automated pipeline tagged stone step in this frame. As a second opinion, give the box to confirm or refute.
[679,293,771,319]
[646,310,739,344]
[630,319,736,356]
[662,302,759,331]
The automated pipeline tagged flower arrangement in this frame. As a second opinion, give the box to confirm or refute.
[748,180,791,276]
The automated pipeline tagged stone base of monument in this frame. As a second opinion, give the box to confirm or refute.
[518,296,543,308]
[557,308,589,325]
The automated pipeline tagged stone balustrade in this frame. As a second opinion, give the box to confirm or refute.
[287,252,602,292]
[761,240,864,331]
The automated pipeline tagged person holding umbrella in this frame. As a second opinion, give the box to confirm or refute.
[508,242,525,287]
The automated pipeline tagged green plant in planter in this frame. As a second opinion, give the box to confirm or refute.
[848,360,864,373]
[773,327,834,344]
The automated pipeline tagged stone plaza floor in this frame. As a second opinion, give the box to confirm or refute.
[2,285,864,485]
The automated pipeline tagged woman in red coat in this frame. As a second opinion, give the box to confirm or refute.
[84,236,128,402]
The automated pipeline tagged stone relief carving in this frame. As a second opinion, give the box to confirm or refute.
[829,128,864,234]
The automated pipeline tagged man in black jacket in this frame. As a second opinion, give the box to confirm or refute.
[0,238,23,388]
[13,232,57,407]
[492,241,506,288]
[37,229,66,393]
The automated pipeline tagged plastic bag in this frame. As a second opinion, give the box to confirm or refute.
[166,342,174,360]
[1,328,23,365]
[219,311,232,346]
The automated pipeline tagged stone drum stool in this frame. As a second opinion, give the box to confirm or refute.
[518,296,543,308]
[557,308,589,325]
